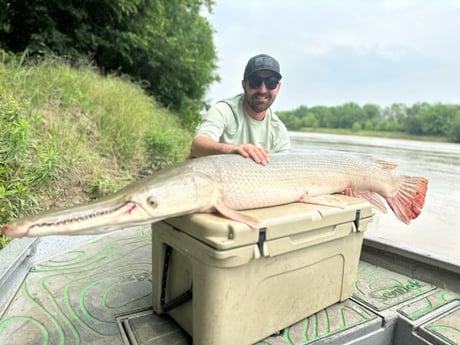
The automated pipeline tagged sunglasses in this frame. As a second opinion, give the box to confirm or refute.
[247,75,280,90]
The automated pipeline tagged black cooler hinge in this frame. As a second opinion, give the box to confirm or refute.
[160,244,192,313]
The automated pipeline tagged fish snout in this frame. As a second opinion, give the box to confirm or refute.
[1,224,12,237]
[1,224,10,235]
[1,223,26,238]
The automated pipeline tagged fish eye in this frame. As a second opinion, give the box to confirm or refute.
[147,197,157,208]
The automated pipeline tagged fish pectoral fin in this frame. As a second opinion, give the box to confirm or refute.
[213,200,261,229]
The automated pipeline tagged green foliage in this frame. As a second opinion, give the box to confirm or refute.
[351,122,361,132]
[278,102,460,142]
[84,175,124,200]
[0,0,219,129]
[446,111,460,142]
[143,127,192,174]
[1,56,191,169]
[0,98,41,247]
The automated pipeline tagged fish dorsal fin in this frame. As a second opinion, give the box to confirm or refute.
[370,157,398,171]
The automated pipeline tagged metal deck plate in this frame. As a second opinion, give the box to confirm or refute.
[117,309,190,345]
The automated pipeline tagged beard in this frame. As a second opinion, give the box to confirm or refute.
[244,91,276,113]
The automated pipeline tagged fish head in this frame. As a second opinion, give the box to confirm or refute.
[132,170,219,220]
[1,170,218,238]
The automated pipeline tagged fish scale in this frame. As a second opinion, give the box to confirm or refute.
[187,153,388,209]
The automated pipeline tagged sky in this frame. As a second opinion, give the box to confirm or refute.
[204,0,460,111]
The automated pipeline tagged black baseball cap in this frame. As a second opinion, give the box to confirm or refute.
[243,54,282,80]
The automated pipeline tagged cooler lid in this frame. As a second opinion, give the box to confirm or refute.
[162,195,374,251]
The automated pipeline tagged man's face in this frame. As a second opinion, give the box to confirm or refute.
[243,70,281,113]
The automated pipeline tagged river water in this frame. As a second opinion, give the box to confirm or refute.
[289,131,460,264]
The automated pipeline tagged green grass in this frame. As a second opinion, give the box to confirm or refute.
[0,55,192,249]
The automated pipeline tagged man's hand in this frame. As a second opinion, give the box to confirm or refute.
[230,144,269,165]
[189,136,270,165]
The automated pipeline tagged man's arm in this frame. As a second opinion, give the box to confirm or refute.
[190,135,270,165]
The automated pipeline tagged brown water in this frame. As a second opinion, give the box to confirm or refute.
[290,131,460,264]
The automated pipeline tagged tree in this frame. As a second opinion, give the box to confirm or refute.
[0,0,218,129]
[447,111,460,142]
[310,106,333,128]
[302,112,319,128]
[277,111,302,130]
[418,103,455,136]
[332,102,364,129]
[362,103,380,129]
[402,102,428,135]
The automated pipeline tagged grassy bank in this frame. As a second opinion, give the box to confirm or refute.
[0,56,192,249]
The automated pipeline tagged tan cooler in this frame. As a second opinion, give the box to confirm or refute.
[151,195,374,345]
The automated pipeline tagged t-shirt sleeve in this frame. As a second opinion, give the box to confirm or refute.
[194,102,232,142]
[277,128,291,152]
[271,114,291,152]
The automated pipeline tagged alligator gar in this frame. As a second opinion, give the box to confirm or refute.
[1,152,428,238]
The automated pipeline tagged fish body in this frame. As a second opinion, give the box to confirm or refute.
[1,152,428,238]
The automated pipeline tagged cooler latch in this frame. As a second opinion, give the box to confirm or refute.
[353,209,361,232]
[257,227,267,256]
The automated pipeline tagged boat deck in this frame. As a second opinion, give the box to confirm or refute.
[0,227,459,345]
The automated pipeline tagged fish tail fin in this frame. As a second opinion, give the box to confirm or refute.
[386,176,428,224]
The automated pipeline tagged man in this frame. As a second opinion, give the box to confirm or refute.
[189,53,290,165]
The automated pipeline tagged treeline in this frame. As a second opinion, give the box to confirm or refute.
[277,102,460,143]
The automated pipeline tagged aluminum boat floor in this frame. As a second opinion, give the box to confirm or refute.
[0,227,458,345]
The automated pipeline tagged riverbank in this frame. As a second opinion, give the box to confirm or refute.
[297,127,447,142]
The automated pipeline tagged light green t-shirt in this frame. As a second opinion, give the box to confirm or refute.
[195,94,291,152]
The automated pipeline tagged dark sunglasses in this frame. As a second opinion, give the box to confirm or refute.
[247,75,280,90]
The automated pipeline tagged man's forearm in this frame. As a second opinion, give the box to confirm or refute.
[189,136,234,158]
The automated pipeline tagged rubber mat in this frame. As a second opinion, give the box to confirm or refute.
[353,262,437,311]
[0,227,156,345]
[256,299,379,345]
[418,305,460,345]
[398,289,460,321]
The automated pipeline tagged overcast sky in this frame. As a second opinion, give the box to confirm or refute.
[205,0,460,111]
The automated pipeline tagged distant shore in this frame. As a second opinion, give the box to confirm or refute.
[293,128,447,143]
